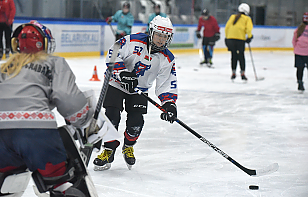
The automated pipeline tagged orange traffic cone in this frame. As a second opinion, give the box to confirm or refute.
[89,65,101,81]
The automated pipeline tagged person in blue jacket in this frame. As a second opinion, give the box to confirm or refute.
[106,2,134,41]
[146,3,167,33]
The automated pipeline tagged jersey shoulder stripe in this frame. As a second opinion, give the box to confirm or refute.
[130,33,148,45]
[159,49,174,63]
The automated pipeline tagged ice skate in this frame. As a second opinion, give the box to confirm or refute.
[122,144,135,170]
[231,73,236,80]
[93,147,115,171]
[200,59,208,65]
[298,81,305,91]
[241,71,248,81]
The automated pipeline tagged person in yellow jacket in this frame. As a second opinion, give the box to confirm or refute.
[225,3,253,81]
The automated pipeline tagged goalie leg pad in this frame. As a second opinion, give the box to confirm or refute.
[0,166,30,196]
[32,126,98,197]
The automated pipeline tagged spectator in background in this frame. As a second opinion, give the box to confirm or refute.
[146,3,167,33]
[0,0,15,59]
[106,2,134,41]
[196,8,220,67]
[225,3,253,81]
[292,12,308,91]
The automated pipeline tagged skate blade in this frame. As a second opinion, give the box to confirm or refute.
[93,163,111,171]
[126,163,133,170]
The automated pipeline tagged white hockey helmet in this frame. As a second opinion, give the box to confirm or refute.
[238,3,250,15]
[149,15,173,52]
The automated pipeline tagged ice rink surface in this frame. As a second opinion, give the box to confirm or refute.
[23,50,308,197]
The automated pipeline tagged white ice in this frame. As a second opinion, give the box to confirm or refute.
[22,50,308,197]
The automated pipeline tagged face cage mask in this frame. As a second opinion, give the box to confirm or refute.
[149,29,173,53]
[47,38,56,54]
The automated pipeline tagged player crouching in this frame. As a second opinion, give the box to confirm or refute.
[0,21,119,197]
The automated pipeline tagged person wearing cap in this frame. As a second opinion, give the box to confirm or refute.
[146,3,167,33]
[106,2,134,41]
[196,8,220,67]
[292,12,308,91]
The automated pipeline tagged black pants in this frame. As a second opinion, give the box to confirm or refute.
[0,23,12,53]
[295,54,308,81]
[103,86,148,146]
[225,39,246,72]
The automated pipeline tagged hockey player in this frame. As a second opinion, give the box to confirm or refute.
[93,15,178,170]
[0,0,15,59]
[225,3,253,81]
[106,2,134,41]
[0,20,116,197]
[146,3,167,33]
[292,12,308,91]
[196,8,220,66]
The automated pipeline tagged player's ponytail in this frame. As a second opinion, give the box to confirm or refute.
[233,13,242,25]
[1,52,48,78]
[296,22,306,39]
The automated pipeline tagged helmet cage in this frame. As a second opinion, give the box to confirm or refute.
[11,21,55,54]
[148,16,173,52]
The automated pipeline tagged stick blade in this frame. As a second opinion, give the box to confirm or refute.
[253,163,279,177]
[256,77,265,81]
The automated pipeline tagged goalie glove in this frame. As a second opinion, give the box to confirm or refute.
[120,71,138,93]
[160,102,177,123]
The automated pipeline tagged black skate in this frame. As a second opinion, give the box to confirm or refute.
[200,60,208,65]
[298,81,305,91]
[93,148,115,171]
[122,145,135,170]
[231,73,236,80]
[241,74,247,81]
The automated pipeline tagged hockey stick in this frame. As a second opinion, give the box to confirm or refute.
[248,43,264,81]
[79,42,121,166]
[109,23,116,37]
[136,89,278,177]
[85,41,121,139]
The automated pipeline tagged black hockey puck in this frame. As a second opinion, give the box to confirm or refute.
[249,185,259,190]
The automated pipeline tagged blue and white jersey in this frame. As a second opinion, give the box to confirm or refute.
[106,33,178,104]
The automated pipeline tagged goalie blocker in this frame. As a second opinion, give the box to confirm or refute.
[0,126,98,197]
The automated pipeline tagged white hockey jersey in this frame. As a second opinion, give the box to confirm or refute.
[106,33,178,104]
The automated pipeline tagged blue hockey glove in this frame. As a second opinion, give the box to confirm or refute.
[160,102,177,123]
[120,71,138,93]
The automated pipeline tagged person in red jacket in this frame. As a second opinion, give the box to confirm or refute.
[196,8,220,66]
[0,0,16,60]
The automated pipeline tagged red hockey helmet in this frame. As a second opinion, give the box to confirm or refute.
[303,12,308,22]
[11,20,55,54]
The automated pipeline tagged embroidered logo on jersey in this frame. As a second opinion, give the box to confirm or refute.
[118,37,127,48]
[134,61,151,77]
[171,63,176,76]
[144,55,152,61]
